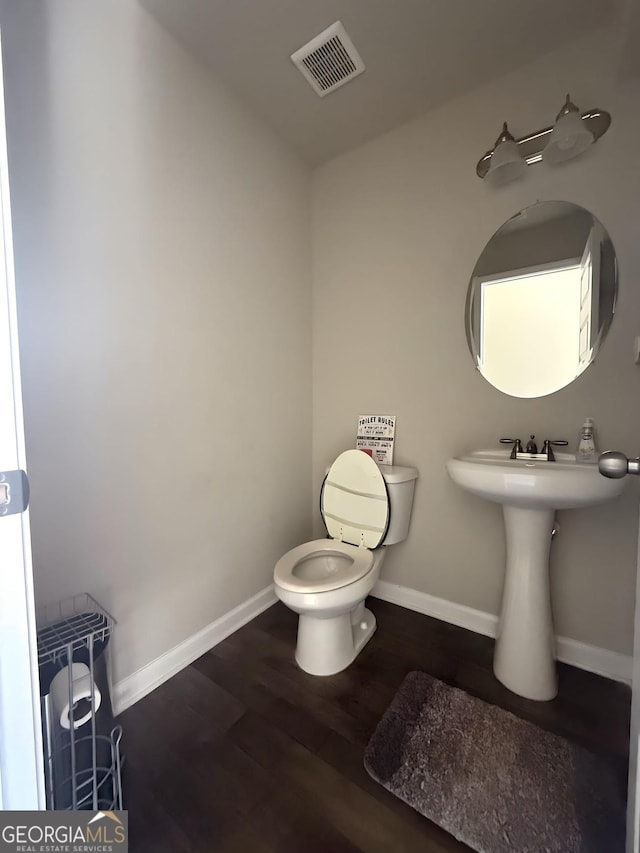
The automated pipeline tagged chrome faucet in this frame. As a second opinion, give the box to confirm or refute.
[501,437,568,461]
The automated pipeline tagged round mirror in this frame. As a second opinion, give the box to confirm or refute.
[466,201,617,398]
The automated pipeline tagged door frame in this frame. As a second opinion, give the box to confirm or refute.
[0,28,44,810]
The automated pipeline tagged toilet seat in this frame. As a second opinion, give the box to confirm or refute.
[274,451,390,596]
[274,539,374,594]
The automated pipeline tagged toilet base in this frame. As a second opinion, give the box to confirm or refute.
[295,605,376,676]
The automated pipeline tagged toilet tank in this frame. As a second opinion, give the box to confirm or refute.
[379,464,419,545]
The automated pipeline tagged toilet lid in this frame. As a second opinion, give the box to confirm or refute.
[321,449,389,549]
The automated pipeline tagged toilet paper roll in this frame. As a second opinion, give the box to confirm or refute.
[50,663,102,730]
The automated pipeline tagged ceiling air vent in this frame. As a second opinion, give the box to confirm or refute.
[291,21,365,98]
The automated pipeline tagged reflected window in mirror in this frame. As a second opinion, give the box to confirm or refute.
[466,202,616,398]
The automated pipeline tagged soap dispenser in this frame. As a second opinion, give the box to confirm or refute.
[576,418,597,463]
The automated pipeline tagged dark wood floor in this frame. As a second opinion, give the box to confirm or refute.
[119,599,631,852]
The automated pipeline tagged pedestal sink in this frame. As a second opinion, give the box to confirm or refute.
[446,449,625,701]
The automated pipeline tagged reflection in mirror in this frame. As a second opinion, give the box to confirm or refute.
[466,201,617,398]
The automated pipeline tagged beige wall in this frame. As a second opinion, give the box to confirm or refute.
[312,24,640,655]
[1,0,311,682]
[2,2,637,685]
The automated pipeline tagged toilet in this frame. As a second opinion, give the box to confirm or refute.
[273,449,418,676]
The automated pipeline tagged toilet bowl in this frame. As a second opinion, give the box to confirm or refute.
[273,449,418,676]
[274,539,386,675]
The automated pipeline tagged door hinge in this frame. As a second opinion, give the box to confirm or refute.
[0,469,29,516]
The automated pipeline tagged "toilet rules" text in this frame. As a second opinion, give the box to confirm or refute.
[356,415,396,466]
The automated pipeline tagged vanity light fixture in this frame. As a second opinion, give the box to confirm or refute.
[477,95,611,183]
[485,123,526,186]
[543,94,594,164]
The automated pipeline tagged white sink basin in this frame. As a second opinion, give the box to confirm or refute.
[447,449,625,509]
[446,448,625,701]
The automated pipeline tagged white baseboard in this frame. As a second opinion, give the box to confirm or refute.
[112,578,631,715]
[371,580,632,685]
[555,635,631,684]
[112,584,277,715]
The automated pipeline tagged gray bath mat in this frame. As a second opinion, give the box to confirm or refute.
[364,672,625,852]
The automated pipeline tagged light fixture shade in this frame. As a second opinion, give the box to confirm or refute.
[543,95,594,164]
[486,124,526,186]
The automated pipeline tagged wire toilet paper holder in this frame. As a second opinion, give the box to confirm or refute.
[36,593,122,810]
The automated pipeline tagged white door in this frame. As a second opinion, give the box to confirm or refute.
[0,30,44,810]
[599,453,640,852]
[629,511,640,852]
